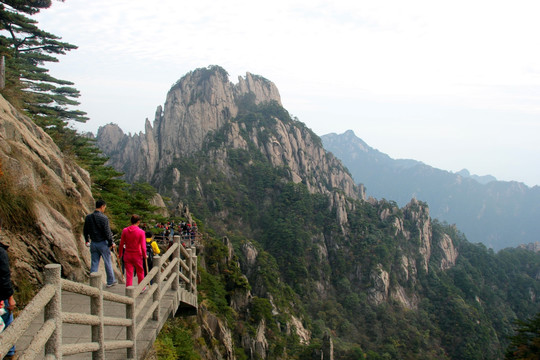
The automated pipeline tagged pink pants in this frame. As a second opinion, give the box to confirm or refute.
[124,252,144,287]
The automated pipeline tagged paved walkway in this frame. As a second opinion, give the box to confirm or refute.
[15,279,191,359]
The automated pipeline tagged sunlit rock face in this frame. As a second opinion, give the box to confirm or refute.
[97,66,364,206]
[0,94,96,283]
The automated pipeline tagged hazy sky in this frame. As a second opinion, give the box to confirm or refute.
[33,0,540,186]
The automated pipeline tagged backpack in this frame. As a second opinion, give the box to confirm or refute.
[146,241,154,265]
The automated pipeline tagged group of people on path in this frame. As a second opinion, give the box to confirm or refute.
[84,200,164,291]
[0,199,188,358]
[153,220,198,242]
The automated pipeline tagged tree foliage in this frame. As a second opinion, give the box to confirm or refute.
[0,0,88,140]
[505,312,540,359]
[0,1,166,235]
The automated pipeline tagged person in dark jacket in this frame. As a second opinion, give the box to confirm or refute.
[83,200,117,287]
[0,217,16,358]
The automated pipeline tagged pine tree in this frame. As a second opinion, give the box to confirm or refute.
[505,312,540,359]
[0,2,164,234]
[0,0,88,139]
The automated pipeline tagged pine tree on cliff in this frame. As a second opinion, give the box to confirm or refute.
[505,312,540,359]
[0,0,88,143]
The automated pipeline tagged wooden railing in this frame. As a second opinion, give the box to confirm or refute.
[0,235,197,360]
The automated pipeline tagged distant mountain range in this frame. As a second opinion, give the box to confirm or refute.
[321,130,540,250]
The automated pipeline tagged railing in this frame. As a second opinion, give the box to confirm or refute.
[0,235,197,360]
[154,232,202,249]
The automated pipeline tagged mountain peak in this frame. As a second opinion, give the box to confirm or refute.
[97,67,362,204]
[321,130,538,250]
[456,168,497,184]
[153,66,282,162]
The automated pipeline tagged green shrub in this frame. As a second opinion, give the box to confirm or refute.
[156,319,200,360]
[250,297,273,323]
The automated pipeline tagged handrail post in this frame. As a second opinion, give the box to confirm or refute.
[172,235,180,291]
[126,286,136,359]
[90,272,105,360]
[186,248,193,292]
[44,264,62,359]
[152,255,161,321]
[191,246,197,296]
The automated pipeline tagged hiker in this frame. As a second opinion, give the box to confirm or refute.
[83,199,117,288]
[144,231,161,283]
[181,221,188,236]
[119,215,146,289]
[168,221,175,238]
[0,217,17,359]
[164,226,170,239]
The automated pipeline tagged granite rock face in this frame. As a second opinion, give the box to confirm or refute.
[367,198,459,309]
[97,66,364,209]
[98,68,282,183]
[0,94,95,283]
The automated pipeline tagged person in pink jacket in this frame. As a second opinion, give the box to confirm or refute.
[119,215,147,288]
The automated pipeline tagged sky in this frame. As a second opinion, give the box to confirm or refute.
[32,0,540,187]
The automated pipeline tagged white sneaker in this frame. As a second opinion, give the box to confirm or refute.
[106,281,118,288]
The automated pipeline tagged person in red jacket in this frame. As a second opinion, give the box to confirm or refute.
[119,215,147,288]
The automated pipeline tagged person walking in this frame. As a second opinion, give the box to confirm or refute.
[0,217,17,359]
[119,215,146,289]
[83,199,117,287]
[144,231,160,283]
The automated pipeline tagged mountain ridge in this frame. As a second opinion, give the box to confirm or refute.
[321,130,540,250]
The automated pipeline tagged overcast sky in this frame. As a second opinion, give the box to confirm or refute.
[34,0,540,187]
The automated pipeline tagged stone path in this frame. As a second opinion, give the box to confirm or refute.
[15,279,186,359]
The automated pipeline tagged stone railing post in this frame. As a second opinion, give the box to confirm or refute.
[152,255,161,321]
[172,235,180,291]
[90,272,105,360]
[191,246,197,295]
[186,248,193,292]
[44,264,62,359]
[126,286,136,359]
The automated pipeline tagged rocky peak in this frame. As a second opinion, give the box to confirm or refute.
[236,72,282,106]
[96,66,363,206]
[98,66,283,183]
[155,66,281,168]
[403,198,432,272]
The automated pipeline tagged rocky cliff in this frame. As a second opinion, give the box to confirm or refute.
[366,198,458,309]
[97,66,364,215]
[98,67,282,184]
[321,130,540,250]
[0,94,95,284]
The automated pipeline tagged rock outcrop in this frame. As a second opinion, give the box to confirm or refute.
[97,66,364,207]
[366,198,459,309]
[98,67,281,183]
[0,94,95,283]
